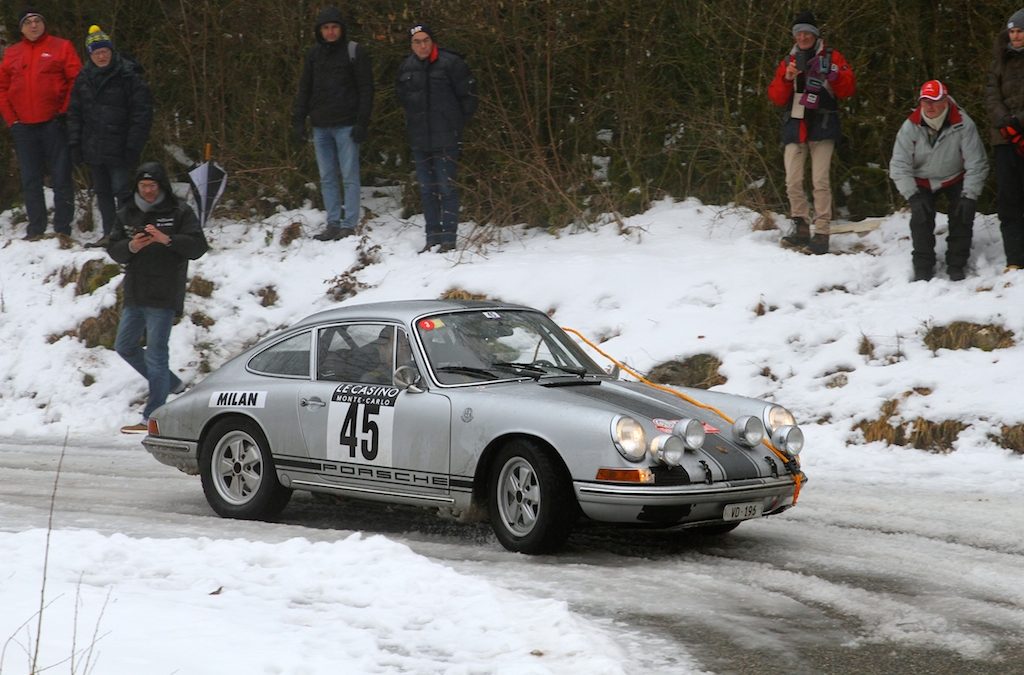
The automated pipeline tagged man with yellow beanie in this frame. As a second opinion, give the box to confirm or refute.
[68,25,153,247]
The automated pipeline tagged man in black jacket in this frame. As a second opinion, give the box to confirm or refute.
[107,162,208,434]
[68,25,153,247]
[397,23,477,253]
[292,7,373,241]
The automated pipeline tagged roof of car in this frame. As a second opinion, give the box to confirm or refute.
[291,299,535,329]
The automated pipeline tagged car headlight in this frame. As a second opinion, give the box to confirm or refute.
[649,434,684,466]
[671,417,705,450]
[771,425,804,456]
[612,416,647,462]
[732,415,765,447]
[765,405,796,432]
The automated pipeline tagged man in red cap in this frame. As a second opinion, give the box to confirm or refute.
[768,11,856,255]
[890,80,988,281]
[0,8,81,240]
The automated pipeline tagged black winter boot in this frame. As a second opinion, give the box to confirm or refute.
[781,217,811,248]
[808,233,830,255]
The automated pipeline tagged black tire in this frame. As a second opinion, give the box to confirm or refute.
[200,418,292,520]
[487,439,577,554]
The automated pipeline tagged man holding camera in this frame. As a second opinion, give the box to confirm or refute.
[107,162,208,433]
[768,11,855,254]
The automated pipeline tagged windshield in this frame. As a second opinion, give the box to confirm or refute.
[415,309,605,384]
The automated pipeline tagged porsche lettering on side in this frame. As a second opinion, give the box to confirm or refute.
[142,300,806,554]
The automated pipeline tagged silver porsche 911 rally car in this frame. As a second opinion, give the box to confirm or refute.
[143,299,806,553]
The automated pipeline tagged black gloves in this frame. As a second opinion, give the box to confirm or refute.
[351,124,367,144]
[955,197,976,225]
[291,122,305,146]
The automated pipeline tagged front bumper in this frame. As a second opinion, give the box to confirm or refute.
[573,474,804,524]
[142,435,200,475]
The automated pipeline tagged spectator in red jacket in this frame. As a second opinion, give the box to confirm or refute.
[0,8,81,241]
[767,11,855,255]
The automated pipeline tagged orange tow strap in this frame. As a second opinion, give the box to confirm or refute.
[562,327,803,504]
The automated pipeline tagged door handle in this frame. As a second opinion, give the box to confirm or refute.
[300,397,327,408]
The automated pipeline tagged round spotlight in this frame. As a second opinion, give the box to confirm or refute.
[671,417,706,450]
[732,415,765,447]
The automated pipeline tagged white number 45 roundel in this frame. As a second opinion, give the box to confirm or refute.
[325,389,397,465]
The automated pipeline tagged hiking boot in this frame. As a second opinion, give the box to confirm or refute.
[1006,264,1022,273]
[913,268,933,282]
[120,421,149,435]
[313,227,354,241]
[23,233,42,242]
[418,243,438,254]
[438,242,456,253]
[947,267,966,282]
[171,378,189,395]
[780,217,811,248]
[808,233,830,255]
[85,236,110,249]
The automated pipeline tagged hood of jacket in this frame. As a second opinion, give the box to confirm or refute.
[134,162,177,205]
[314,7,346,44]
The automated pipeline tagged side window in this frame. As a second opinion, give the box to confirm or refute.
[317,324,395,384]
[248,331,311,377]
[396,330,415,370]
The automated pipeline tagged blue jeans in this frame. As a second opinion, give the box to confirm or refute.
[115,306,183,420]
[413,148,460,245]
[312,125,361,231]
[90,163,133,236]
[10,119,74,236]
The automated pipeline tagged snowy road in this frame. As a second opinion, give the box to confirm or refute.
[1,438,1022,675]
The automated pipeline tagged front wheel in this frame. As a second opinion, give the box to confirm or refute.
[487,440,577,554]
[200,418,292,520]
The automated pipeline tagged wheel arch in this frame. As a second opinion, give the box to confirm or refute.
[471,432,573,510]
[198,411,272,458]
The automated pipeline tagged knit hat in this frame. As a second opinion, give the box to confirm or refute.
[409,23,434,40]
[1009,9,1024,30]
[792,11,820,37]
[919,80,948,101]
[18,8,43,27]
[86,25,113,53]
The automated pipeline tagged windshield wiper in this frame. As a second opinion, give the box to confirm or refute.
[491,361,587,380]
[547,364,587,377]
[490,361,544,380]
[435,365,500,380]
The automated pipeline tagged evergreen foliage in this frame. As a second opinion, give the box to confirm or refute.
[0,2,1010,226]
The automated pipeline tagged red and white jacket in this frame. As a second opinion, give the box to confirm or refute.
[0,32,82,126]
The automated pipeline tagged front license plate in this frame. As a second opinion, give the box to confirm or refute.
[723,501,763,522]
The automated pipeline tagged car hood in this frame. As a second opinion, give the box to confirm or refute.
[540,379,731,428]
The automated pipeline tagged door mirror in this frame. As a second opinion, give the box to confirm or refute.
[393,364,424,393]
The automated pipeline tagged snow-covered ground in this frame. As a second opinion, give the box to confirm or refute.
[1,187,1022,673]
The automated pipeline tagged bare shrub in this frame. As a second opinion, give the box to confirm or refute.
[923,321,1015,352]
[647,354,726,388]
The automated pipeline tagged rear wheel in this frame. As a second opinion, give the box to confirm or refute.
[487,440,576,554]
[200,418,292,520]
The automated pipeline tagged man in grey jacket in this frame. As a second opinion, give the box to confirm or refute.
[890,80,988,281]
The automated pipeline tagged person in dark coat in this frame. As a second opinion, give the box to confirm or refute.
[107,162,208,434]
[396,23,477,253]
[767,11,855,255]
[985,9,1024,272]
[68,25,153,247]
[292,7,374,241]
